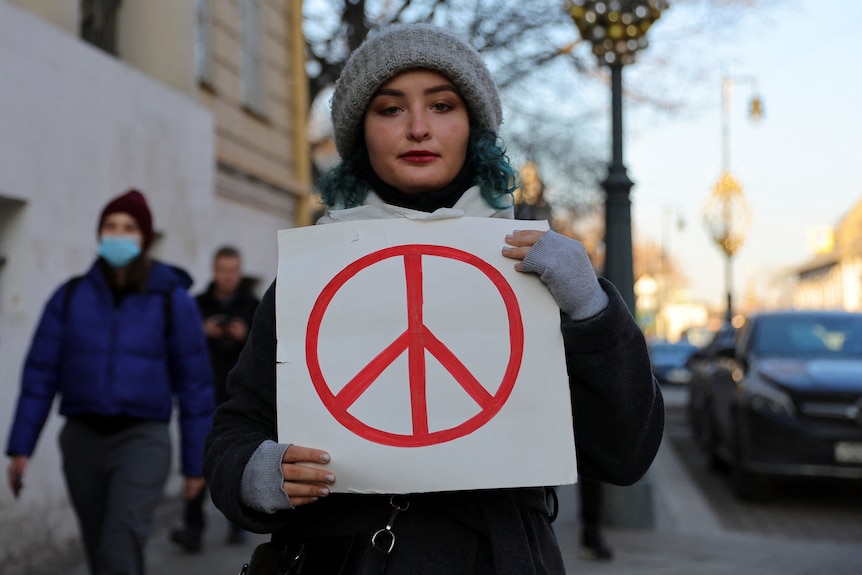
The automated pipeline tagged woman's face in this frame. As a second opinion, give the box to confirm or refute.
[100,212,143,247]
[364,69,470,195]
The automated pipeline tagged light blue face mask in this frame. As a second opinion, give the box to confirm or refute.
[98,236,142,268]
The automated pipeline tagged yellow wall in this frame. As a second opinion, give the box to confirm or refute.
[198,0,309,202]
[118,0,197,96]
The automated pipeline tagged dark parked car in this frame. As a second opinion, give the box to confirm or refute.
[686,311,862,499]
[686,323,737,455]
[648,340,699,385]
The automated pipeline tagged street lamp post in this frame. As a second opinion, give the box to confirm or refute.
[564,0,668,315]
[604,60,636,312]
[702,74,762,323]
[564,0,668,530]
[658,205,684,340]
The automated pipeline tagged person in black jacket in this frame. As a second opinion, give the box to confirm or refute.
[195,246,260,405]
[204,23,663,575]
[171,246,259,552]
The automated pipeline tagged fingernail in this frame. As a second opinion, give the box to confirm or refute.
[502,246,511,253]
[505,234,514,240]
[319,487,330,496]
[325,473,335,482]
[320,453,331,463]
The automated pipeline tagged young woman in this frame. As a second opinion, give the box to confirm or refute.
[204,24,663,575]
[5,189,215,575]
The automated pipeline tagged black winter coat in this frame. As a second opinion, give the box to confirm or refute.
[204,278,663,574]
[195,278,260,404]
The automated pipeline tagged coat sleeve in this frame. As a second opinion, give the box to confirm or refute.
[204,280,296,533]
[565,278,664,486]
[5,285,68,457]
[167,287,216,477]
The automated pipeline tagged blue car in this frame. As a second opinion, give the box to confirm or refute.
[648,340,699,385]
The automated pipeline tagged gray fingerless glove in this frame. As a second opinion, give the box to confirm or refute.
[240,440,294,513]
[520,230,609,321]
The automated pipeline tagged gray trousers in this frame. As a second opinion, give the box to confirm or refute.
[60,419,171,575]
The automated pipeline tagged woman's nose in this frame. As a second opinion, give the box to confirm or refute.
[408,112,430,141]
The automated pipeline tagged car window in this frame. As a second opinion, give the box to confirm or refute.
[752,314,862,358]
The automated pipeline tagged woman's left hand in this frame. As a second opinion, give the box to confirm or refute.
[501,230,546,271]
[501,229,610,321]
[184,476,206,500]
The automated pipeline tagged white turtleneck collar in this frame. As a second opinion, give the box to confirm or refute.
[316,185,514,225]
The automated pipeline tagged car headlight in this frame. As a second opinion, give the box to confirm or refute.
[743,376,796,417]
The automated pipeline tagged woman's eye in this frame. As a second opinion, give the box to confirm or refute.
[431,102,452,112]
[380,106,401,115]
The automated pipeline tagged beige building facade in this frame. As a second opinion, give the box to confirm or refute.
[792,196,862,312]
[0,1,310,571]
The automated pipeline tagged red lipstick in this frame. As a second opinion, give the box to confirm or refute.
[400,150,438,163]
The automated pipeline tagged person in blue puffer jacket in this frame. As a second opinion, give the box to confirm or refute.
[5,189,215,575]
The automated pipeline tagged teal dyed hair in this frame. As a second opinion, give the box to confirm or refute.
[317,129,518,210]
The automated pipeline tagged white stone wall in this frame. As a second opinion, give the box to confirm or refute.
[841,259,862,311]
[0,3,215,571]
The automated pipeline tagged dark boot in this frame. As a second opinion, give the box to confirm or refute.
[226,522,248,545]
[580,528,613,561]
[170,527,203,553]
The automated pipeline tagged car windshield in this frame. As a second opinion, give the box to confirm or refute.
[752,314,862,358]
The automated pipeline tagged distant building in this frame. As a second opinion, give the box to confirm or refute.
[634,274,709,343]
[513,161,552,223]
[792,197,862,311]
[0,2,309,571]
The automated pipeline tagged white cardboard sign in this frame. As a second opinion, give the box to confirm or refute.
[276,217,577,493]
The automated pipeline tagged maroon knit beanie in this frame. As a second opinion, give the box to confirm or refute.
[98,189,154,251]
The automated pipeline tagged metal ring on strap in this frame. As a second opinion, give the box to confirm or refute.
[370,528,396,555]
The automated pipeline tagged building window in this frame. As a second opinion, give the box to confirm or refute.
[80,0,123,56]
[240,0,266,117]
[195,0,214,85]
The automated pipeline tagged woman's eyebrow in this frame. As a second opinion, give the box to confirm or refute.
[373,87,405,98]
[373,84,459,98]
[424,84,459,96]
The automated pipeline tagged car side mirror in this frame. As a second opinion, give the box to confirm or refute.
[717,346,750,373]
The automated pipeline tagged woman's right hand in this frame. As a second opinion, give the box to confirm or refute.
[281,445,335,506]
[7,455,28,496]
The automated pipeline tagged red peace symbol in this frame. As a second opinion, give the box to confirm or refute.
[306,244,524,447]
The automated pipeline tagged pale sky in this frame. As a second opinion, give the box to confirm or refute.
[625,0,862,309]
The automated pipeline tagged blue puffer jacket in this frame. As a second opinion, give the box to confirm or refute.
[6,259,215,477]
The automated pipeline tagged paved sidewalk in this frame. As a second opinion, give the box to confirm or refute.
[553,443,862,574]
[63,388,862,574]
[554,388,862,574]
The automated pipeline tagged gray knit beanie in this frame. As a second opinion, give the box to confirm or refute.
[331,23,503,159]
